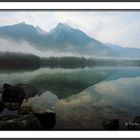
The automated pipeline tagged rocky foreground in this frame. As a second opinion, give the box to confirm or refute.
[0,90,140,130]
[0,91,57,130]
[0,104,56,130]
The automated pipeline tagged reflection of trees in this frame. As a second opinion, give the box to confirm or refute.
[41,57,140,68]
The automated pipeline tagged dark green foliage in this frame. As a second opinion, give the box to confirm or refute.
[0,52,40,70]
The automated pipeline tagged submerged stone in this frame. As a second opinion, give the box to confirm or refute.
[34,112,56,130]
[102,119,119,130]
[2,83,25,104]
[0,114,41,130]
[0,101,5,113]
[18,105,56,130]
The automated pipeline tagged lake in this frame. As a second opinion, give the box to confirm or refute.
[0,67,140,130]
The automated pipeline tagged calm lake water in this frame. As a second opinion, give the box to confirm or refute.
[0,67,140,130]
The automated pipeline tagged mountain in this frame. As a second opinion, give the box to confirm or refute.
[36,26,47,35]
[107,43,140,58]
[0,22,46,46]
[0,22,140,58]
[43,23,114,56]
[0,22,115,57]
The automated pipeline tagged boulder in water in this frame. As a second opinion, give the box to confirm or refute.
[18,105,56,130]
[102,119,119,130]
[134,116,140,123]
[34,111,56,130]
[0,101,5,113]
[2,83,25,104]
[0,114,41,130]
[24,91,58,111]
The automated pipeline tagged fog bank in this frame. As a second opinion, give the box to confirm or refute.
[0,38,83,58]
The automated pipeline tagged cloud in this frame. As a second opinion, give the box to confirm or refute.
[0,38,84,57]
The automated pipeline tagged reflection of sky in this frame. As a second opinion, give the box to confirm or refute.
[0,11,140,48]
[56,75,140,129]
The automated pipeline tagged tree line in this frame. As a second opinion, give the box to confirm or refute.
[0,52,40,70]
[0,52,140,70]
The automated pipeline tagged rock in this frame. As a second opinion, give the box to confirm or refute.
[0,83,26,111]
[0,114,41,130]
[23,91,58,111]
[18,105,56,130]
[2,84,25,104]
[129,116,140,130]
[0,101,5,113]
[102,119,119,130]
[4,102,21,111]
[134,116,140,123]
[18,105,34,115]
[34,111,56,130]
[0,90,56,130]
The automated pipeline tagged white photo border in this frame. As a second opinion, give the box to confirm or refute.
[0,2,140,138]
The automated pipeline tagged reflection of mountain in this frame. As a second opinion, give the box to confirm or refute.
[56,75,140,129]
[106,68,140,81]
[29,68,113,99]
[29,68,140,99]
[0,22,140,58]
[0,67,140,99]
[107,43,140,58]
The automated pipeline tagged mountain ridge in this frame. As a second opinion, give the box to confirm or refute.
[0,22,139,58]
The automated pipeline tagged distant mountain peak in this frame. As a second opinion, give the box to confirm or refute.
[55,22,74,31]
[12,21,36,28]
[56,22,71,28]
[0,22,140,58]
[49,22,78,36]
[36,26,47,35]
[20,21,26,24]
[16,21,26,25]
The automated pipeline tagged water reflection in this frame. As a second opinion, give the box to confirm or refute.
[0,67,118,98]
[56,73,140,130]
[0,67,140,99]
[0,67,140,130]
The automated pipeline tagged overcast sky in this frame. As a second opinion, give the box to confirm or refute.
[0,11,140,48]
